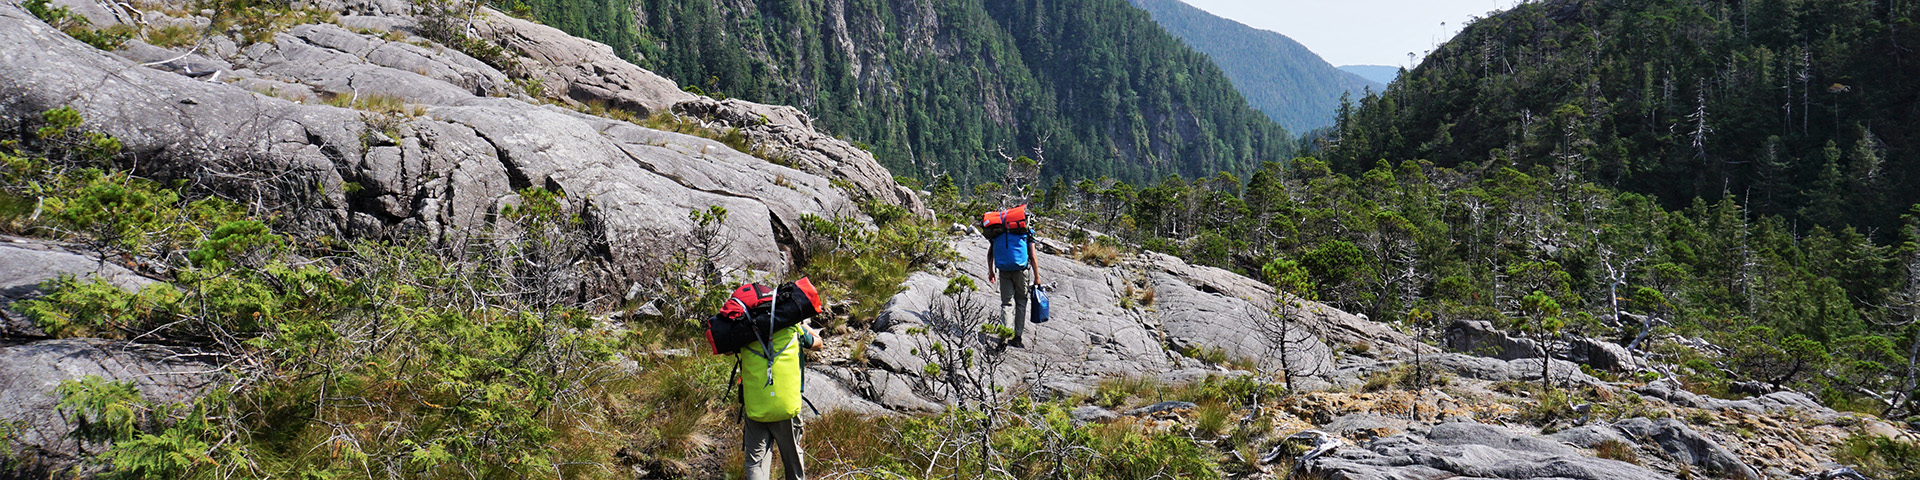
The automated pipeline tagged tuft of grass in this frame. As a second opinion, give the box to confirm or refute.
[1192,400,1231,437]
[849,336,871,365]
[1687,410,1716,425]
[1179,345,1254,370]
[1595,439,1639,464]
[1180,345,1229,365]
[1076,241,1120,267]
[804,410,902,473]
[1345,342,1372,356]
[1093,376,1159,409]
[609,342,734,467]
[324,93,423,142]
[1513,387,1582,425]
[325,92,414,115]
[1362,364,1450,392]
[145,24,199,48]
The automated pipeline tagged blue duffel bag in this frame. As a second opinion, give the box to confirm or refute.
[1030,284,1050,323]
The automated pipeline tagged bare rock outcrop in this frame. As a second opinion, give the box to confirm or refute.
[673,98,926,214]
[1611,417,1762,480]
[0,338,220,477]
[837,235,1422,410]
[470,8,692,116]
[1635,378,1839,418]
[235,23,513,101]
[1447,319,1645,372]
[1141,250,1429,358]
[0,238,159,338]
[859,236,1214,405]
[463,8,919,211]
[0,1,917,276]
[1300,426,1676,480]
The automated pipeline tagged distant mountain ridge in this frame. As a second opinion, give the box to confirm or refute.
[1338,65,1401,86]
[1127,0,1381,133]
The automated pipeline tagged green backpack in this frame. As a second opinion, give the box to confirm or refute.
[740,325,805,422]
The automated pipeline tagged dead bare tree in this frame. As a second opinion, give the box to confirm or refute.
[907,276,1013,479]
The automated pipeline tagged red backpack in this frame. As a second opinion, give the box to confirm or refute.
[705,278,824,354]
[979,204,1030,239]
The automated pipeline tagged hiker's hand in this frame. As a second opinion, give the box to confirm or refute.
[802,325,824,349]
[988,270,996,282]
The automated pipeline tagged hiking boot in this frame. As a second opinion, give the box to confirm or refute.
[1009,337,1026,348]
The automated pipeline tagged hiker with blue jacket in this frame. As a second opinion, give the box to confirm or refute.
[982,205,1038,348]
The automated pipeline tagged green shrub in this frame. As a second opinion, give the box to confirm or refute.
[1092,377,1159,409]
[24,0,132,50]
[795,203,956,328]
[1839,434,1920,479]
[196,0,335,45]
[1141,237,1180,255]
[68,24,135,50]
[144,25,199,48]
[1362,364,1450,392]
[55,376,143,444]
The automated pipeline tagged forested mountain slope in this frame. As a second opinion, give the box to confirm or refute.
[1326,0,1920,234]
[520,0,1292,186]
[1127,0,1382,133]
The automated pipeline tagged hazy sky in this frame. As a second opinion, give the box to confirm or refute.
[1178,0,1524,68]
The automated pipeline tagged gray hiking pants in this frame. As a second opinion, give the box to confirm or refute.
[999,268,1029,340]
[744,416,804,480]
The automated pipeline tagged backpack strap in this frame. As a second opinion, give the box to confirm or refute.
[745,294,797,388]
[730,355,744,422]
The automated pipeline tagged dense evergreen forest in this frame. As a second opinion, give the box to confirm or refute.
[1016,0,1920,417]
[511,0,1292,187]
[1036,157,1920,416]
[1324,0,1920,235]
[1127,0,1382,134]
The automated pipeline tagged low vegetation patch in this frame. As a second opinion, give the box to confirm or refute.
[1361,364,1450,393]
[1593,439,1639,464]
[1075,238,1122,267]
[806,399,1225,479]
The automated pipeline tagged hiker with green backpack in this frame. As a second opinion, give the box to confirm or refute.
[982,205,1040,348]
[701,280,828,480]
[741,322,821,480]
